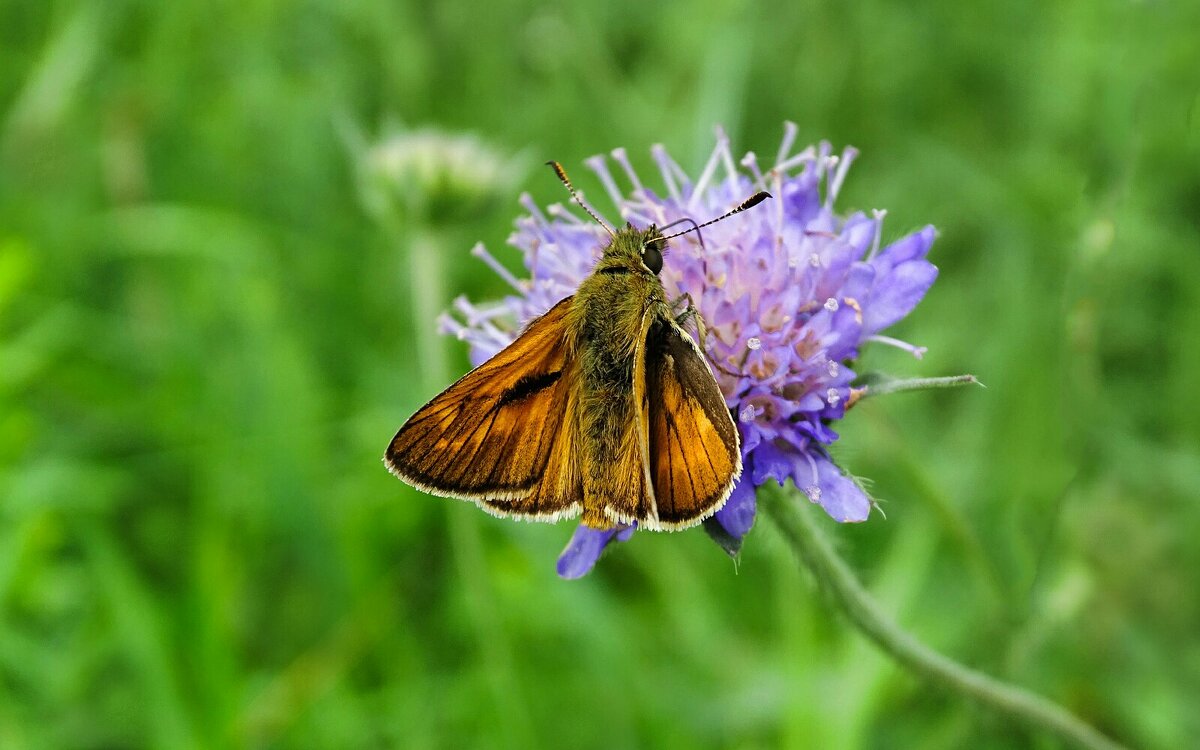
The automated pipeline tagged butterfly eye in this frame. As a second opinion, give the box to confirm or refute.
[642,241,664,274]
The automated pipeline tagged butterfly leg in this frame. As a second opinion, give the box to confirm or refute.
[670,294,740,378]
[668,292,691,319]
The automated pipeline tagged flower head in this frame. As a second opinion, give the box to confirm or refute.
[358,128,519,225]
[440,124,938,578]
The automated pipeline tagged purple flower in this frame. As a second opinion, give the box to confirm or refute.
[438,124,938,578]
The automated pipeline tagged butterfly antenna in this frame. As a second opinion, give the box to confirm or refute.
[660,191,772,242]
[659,217,705,251]
[546,161,615,238]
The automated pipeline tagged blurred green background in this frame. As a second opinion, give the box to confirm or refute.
[2,1,1198,748]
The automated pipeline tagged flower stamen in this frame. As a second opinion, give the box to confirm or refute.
[867,208,888,261]
[869,334,928,359]
[650,144,685,204]
[774,147,818,176]
[609,147,645,197]
[775,120,799,168]
[584,154,625,208]
[740,151,764,186]
[689,140,724,212]
[827,146,858,207]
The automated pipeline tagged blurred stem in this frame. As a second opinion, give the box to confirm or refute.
[761,485,1126,750]
[409,229,449,384]
[404,225,534,749]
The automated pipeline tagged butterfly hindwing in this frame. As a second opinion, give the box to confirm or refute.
[384,296,582,520]
[640,314,742,529]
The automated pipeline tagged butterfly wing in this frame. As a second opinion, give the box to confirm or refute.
[639,315,742,530]
[384,296,582,521]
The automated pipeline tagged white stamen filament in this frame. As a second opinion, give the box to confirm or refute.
[868,208,888,261]
[477,314,512,340]
[740,151,764,187]
[519,192,548,225]
[654,144,694,202]
[715,126,739,193]
[453,296,515,327]
[651,144,683,204]
[689,139,724,212]
[827,146,859,206]
[773,145,817,176]
[584,155,625,208]
[868,334,927,359]
[471,243,524,292]
[610,147,645,197]
[776,120,799,169]
[436,312,464,337]
[772,168,785,243]
[546,203,583,224]
[802,451,821,493]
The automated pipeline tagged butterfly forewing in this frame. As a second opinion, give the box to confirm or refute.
[385,297,582,519]
[642,317,742,528]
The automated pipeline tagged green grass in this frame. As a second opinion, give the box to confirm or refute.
[2,1,1198,748]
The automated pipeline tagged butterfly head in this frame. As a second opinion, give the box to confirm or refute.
[639,227,666,274]
[596,223,667,276]
[545,159,770,278]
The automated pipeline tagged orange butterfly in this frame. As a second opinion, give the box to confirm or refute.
[385,162,769,531]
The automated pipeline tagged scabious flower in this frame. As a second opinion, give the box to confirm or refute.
[357,127,520,225]
[437,123,938,578]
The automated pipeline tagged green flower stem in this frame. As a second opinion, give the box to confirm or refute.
[408,229,450,385]
[861,373,982,399]
[761,485,1126,750]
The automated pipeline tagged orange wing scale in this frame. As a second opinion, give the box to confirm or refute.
[640,318,742,529]
[384,297,582,521]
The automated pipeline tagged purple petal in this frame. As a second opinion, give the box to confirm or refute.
[737,420,765,453]
[750,440,799,485]
[782,172,822,224]
[841,262,876,301]
[797,418,840,445]
[809,456,871,522]
[795,392,826,411]
[820,304,865,360]
[556,524,634,579]
[873,225,936,271]
[863,259,939,334]
[715,476,757,539]
[841,212,878,258]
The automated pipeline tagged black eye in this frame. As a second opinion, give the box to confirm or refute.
[642,242,663,274]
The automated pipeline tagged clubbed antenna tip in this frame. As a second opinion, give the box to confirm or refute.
[742,191,772,210]
[661,191,773,242]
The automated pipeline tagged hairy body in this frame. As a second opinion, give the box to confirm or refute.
[568,226,674,527]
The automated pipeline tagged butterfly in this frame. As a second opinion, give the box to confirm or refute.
[385,161,769,531]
